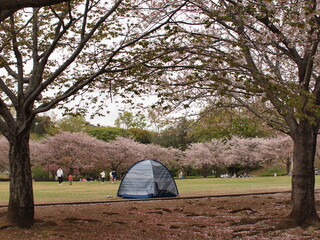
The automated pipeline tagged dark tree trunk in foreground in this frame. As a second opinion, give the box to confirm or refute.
[0,0,186,228]
[0,0,70,22]
[290,122,320,226]
[7,132,34,228]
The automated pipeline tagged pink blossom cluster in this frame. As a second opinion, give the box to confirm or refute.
[0,133,306,176]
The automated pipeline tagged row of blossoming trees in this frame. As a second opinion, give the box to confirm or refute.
[0,132,304,179]
[185,136,294,177]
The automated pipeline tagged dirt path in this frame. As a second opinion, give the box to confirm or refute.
[0,192,319,240]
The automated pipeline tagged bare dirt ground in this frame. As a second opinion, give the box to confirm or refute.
[0,192,320,240]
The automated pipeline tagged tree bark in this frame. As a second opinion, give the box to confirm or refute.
[0,0,70,22]
[290,122,320,226]
[0,0,69,11]
[285,158,292,175]
[7,132,34,228]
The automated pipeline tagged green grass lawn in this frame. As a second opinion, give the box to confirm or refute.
[0,176,319,205]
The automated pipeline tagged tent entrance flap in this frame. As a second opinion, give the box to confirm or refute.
[117,159,179,199]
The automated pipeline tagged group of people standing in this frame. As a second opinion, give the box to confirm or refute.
[56,167,117,185]
[56,167,74,185]
[99,170,117,183]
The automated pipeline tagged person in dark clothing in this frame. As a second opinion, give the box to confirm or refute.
[112,170,117,182]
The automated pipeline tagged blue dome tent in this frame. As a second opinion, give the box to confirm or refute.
[117,159,179,199]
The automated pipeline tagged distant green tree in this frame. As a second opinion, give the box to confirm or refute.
[147,108,167,133]
[231,117,268,138]
[56,115,91,133]
[127,128,154,144]
[188,111,233,142]
[115,111,147,130]
[153,118,194,150]
[87,126,128,142]
[149,107,272,148]
[30,116,55,136]
[189,107,274,142]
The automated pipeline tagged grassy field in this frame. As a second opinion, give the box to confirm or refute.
[0,176,319,205]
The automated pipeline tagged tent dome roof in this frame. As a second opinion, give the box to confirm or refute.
[117,159,179,199]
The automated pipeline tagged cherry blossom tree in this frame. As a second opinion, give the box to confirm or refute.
[165,147,184,173]
[0,0,187,227]
[141,0,320,225]
[38,132,108,174]
[140,143,183,173]
[0,136,50,175]
[262,136,294,175]
[0,137,9,172]
[29,134,183,179]
[222,137,274,175]
[29,139,46,165]
[184,136,293,177]
[91,137,184,176]
[104,137,145,174]
[184,142,215,177]
[184,139,225,176]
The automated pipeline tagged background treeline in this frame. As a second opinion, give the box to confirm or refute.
[1,109,317,180]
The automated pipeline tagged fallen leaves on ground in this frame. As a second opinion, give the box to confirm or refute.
[0,193,319,240]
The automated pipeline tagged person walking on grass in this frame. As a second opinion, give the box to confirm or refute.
[57,167,63,185]
[100,171,106,183]
[68,174,73,185]
[112,170,117,182]
[109,171,114,183]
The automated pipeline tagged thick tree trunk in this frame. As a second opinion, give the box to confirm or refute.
[285,157,292,175]
[202,164,210,177]
[290,124,320,226]
[7,132,34,228]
